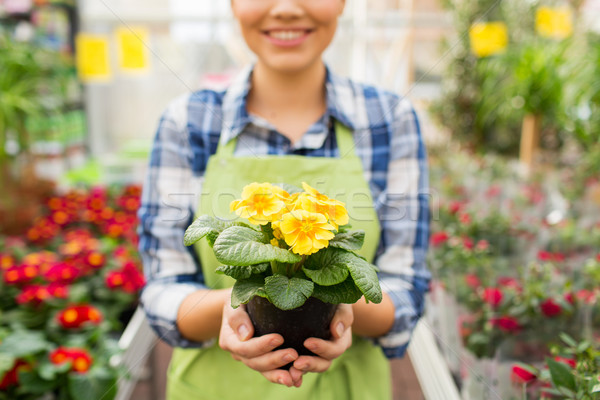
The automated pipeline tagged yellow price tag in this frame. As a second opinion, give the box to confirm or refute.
[469,22,508,58]
[116,27,150,73]
[75,33,112,83]
[536,6,573,39]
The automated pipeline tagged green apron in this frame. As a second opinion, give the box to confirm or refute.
[167,122,391,400]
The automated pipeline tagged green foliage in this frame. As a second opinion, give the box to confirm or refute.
[186,214,382,310]
[0,35,73,166]
[212,226,302,266]
[431,0,596,155]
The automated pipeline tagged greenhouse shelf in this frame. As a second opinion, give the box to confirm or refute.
[114,307,156,400]
[408,320,461,400]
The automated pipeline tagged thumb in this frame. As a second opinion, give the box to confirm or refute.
[225,304,254,341]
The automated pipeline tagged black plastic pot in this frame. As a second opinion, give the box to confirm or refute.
[246,296,337,369]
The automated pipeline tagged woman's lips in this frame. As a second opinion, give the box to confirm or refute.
[263,29,312,47]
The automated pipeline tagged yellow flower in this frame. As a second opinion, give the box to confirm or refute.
[279,210,335,255]
[297,182,349,230]
[270,238,281,248]
[469,22,508,58]
[535,6,573,40]
[230,182,287,225]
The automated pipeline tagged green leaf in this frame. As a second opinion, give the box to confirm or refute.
[311,277,363,304]
[303,248,349,286]
[18,370,57,394]
[231,276,267,308]
[214,226,301,266]
[38,359,70,381]
[264,275,314,310]
[547,358,577,392]
[184,215,241,246]
[0,331,50,357]
[0,353,16,376]
[343,252,382,303]
[329,230,365,251]
[67,367,118,400]
[216,263,269,280]
[559,333,577,347]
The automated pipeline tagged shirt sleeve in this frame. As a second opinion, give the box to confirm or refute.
[373,97,431,358]
[137,94,211,349]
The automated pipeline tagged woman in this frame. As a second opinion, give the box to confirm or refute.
[138,0,431,398]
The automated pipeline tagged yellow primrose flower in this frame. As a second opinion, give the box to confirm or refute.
[230,182,287,225]
[270,238,281,248]
[298,182,349,229]
[279,210,336,255]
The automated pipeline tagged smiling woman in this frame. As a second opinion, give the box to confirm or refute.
[232,0,344,74]
[137,0,431,399]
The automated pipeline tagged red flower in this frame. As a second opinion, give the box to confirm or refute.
[0,360,29,390]
[511,364,537,384]
[105,271,125,289]
[482,288,503,307]
[122,262,145,293]
[43,262,79,283]
[85,252,105,269]
[490,316,522,332]
[459,213,471,225]
[464,274,481,289]
[16,285,50,305]
[2,265,38,285]
[497,276,522,292]
[537,251,565,263]
[564,292,575,305]
[554,356,576,368]
[56,305,103,329]
[431,232,449,247]
[596,254,600,262]
[448,201,463,215]
[49,347,93,373]
[540,299,562,317]
[462,237,474,250]
[47,283,69,299]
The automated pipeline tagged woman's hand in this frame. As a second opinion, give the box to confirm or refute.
[292,304,354,374]
[219,299,302,387]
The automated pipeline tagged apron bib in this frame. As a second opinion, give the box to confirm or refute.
[167,123,391,400]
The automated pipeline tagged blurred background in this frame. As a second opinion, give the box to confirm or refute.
[1,0,599,399]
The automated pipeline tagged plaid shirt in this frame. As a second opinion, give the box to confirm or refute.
[138,65,431,358]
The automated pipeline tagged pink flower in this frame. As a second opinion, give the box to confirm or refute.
[475,240,489,251]
[448,201,463,215]
[459,213,471,225]
[511,364,537,383]
[540,299,562,317]
[554,356,576,368]
[482,288,503,307]
[464,274,481,289]
[490,316,522,332]
[497,277,522,292]
[431,232,449,247]
[462,237,474,250]
[576,289,597,304]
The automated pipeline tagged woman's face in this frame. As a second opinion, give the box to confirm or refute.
[231,0,345,74]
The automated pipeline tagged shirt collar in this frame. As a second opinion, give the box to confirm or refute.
[220,64,358,144]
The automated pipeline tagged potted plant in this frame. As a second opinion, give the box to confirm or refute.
[184,182,382,359]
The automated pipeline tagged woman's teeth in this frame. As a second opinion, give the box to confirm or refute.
[269,31,305,40]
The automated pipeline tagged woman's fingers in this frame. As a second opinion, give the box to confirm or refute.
[331,304,354,339]
[261,370,296,387]
[223,303,254,341]
[236,348,298,372]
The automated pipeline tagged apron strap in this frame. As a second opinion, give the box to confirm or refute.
[216,120,357,159]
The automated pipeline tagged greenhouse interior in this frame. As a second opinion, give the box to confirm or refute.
[1,0,599,399]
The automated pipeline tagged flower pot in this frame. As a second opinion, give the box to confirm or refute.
[246,296,337,369]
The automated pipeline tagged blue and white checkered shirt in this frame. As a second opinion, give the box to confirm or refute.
[138,65,431,358]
